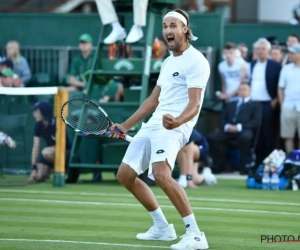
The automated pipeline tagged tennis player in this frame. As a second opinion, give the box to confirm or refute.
[110,9,210,250]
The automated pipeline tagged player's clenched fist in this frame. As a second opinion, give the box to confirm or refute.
[162,114,180,130]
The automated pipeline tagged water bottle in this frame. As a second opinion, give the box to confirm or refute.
[262,168,270,190]
[270,169,279,191]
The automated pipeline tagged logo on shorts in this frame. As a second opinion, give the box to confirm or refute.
[194,237,201,241]
[186,224,190,228]
[172,72,179,77]
[156,149,165,154]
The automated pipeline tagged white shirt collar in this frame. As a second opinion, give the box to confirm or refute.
[240,96,251,103]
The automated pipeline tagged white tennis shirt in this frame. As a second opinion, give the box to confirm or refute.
[147,45,210,141]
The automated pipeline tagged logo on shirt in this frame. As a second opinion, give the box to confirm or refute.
[172,72,179,77]
[156,149,165,154]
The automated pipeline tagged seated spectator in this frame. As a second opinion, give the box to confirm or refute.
[153,35,169,59]
[0,68,21,87]
[207,83,262,175]
[96,0,149,44]
[270,45,283,63]
[6,41,31,86]
[99,77,124,103]
[177,129,216,188]
[0,131,16,148]
[217,42,248,102]
[27,101,72,184]
[278,44,300,152]
[67,34,95,93]
[0,58,23,87]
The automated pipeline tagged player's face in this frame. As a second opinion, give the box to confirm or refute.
[238,84,250,98]
[162,17,188,51]
[33,109,43,122]
[223,49,236,62]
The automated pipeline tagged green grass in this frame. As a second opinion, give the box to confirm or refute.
[0,174,300,250]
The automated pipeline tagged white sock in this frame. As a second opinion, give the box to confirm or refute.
[149,207,169,229]
[183,213,200,233]
[178,175,187,187]
[112,21,123,31]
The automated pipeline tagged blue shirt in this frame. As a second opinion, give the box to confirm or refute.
[34,118,71,149]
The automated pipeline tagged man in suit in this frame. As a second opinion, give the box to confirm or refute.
[207,83,262,174]
[249,38,281,165]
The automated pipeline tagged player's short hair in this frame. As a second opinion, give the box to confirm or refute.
[288,33,300,42]
[165,9,193,41]
[223,42,236,50]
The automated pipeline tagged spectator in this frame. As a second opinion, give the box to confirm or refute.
[27,101,72,184]
[282,34,300,66]
[6,41,31,86]
[153,35,169,59]
[0,58,23,87]
[207,83,262,174]
[96,0,149,44]
[0,131,16,148]
[177,129,216,188]
[237,43,248,60]
[290,4,300,25]
[249,41,260,62]
[67,34,94,93]
[99,77,124,103]
[217,42,248,102]
[270,45,283,63]
[249,38,281,165]
[278,44,300,152]
[0,68,20,87]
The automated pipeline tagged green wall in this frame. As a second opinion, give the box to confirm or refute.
[224,23,300,50]
[0,13,223,51]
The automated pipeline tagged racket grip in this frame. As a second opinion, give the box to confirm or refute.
[114,127,123,134]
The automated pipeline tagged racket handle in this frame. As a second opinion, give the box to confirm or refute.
[103,131,133,143]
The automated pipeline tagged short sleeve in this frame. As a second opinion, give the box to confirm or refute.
[278,67,287,88]
[156,57,169,87]
[186,59,210,89]
[34,122,42,137]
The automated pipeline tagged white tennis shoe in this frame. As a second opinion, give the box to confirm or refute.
[171,231,209,250]
[136,224,177,241]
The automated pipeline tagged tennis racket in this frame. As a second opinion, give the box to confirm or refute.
[61,98,133,142]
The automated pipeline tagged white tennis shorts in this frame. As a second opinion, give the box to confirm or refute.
[122,123,186,180]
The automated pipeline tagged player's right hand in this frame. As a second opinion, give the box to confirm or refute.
[109,123,128,139]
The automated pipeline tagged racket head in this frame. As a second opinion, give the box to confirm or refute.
[61,98,111,136]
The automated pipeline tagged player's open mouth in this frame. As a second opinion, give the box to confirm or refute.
[167,37,175,43]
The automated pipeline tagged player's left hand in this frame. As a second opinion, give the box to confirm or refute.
[162,114,180,130]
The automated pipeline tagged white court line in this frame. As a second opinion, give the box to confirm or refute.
[0,198,299,216]
[0,189,299,206]
[0,238,169,249]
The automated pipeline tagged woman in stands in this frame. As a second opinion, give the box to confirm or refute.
[6,41,31,86]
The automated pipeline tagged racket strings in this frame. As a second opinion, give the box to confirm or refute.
[63,101,109,134]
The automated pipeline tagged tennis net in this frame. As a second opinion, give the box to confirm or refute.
[0,87,67,186]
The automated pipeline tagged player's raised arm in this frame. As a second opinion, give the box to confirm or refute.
[165,60,210,129]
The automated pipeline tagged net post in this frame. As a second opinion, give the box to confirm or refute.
[53,87,68,187]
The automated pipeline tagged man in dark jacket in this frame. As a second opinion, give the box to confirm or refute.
[207,82,262,174]
[249,38,281,165]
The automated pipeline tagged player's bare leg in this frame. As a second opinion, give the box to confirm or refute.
[117,163,177,241]
[153,161,209,249]
[152,161,193,217]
